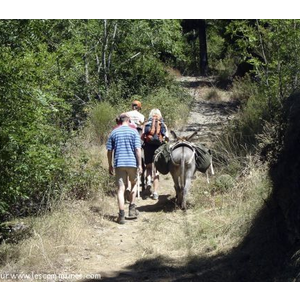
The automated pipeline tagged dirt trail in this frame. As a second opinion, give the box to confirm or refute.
[177,76,237,146]
[75,76,237,281]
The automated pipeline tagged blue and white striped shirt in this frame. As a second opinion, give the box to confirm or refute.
[106,125,141,168]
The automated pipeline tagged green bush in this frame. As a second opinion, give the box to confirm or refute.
[214,84,271,169]
[231,90,274,152]
[65,148,114,200]
[88,102,117,144]
[0,93,69,220]
[214,174,236,193]
[213,55,237,83]
[231,75,258,104]
[62,127,115,201]
[0,43,71,221]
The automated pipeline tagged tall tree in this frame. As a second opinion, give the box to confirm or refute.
[182,19,208,75]
[198,20,208,75]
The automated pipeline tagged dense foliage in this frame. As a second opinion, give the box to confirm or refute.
[204,20,300,159]
[0,19,187,221]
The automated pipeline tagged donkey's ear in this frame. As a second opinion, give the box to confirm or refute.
[186,131,198,142]
[170,130,178,140]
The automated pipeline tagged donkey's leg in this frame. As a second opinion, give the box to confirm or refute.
[181,167,194,210]
[171,171,181,205]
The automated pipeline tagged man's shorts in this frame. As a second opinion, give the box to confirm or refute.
[115,167,138,187]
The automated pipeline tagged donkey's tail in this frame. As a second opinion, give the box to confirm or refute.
[180,146,185,189]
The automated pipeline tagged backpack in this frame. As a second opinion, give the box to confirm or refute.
[143,115,166,145]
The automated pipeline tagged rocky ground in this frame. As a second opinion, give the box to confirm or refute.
[177,76,237,146]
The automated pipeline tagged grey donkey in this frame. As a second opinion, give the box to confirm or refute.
[169,130,198,210]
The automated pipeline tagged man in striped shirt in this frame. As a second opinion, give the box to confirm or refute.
[106,113,142,224]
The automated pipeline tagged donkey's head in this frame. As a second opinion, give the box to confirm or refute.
[170,130,198,142]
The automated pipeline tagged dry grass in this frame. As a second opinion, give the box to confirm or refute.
[136,162,270,269]
[0,201,90,277]
[204,88,221,101]
[0,192,117,282]
[197,86,232,103]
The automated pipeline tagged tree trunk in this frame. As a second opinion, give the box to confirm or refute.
[198,20,208,76]
[84,53,91,101]
[84,20,91,101]
[107,22,118,72]
[102,19,109,91]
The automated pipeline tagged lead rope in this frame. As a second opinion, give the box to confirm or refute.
[206,158,215,184]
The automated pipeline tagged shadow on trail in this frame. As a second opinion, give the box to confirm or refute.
[90,206,117,222]
[184,122,225,133]
[180,79,213,89]
[85,202,294,282]
[179,77,232,90]
[195,98,239,116]
[138,194,176,213]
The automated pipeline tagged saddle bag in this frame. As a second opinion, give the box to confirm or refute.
[154,143,171,175]
[194,143,212,173]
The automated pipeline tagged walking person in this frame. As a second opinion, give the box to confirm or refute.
[125,100,145,198]
[106,113,142,224]
[142,108,169,200]
[114,115,137,130]
[126,100,145,132]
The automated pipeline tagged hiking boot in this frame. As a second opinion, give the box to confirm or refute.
[117,213,125,224]
[128,204,139,219]
[152,192,159,200]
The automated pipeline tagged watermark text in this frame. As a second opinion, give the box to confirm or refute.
[0,272,101,281]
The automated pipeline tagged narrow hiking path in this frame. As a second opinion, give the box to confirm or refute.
[68,76,239,282]
[177,76,236,147]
